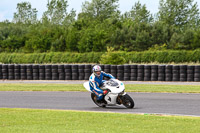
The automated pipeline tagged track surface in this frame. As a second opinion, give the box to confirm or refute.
[1,80,200,85]
[0,92,200,117]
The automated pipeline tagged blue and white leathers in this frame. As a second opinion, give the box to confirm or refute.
[89,71,115,100]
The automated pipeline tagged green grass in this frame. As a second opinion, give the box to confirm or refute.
[126,84,200,93]
[0,108,200,133]
[0,83,200,93]
[0,84,85,92]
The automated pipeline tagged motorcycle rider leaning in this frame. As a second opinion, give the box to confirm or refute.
[89,65,115,102]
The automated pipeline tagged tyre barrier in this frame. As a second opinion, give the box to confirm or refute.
[151,65,158,81]
[117,65,124,81]
[111,65,117,80]
[187,66,194,82]
[144,65,151,81]
[137,65,144,81]
[130,65,137,81]
[0,64,2,79]
[0,64,200,82]
[103,65,111,80]
[158,65,165,81]
[195,66,200,82]
[165,65,172,81]
[2,65,8,79]
[124,65,130,81]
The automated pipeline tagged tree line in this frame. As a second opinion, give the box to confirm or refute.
[0,0,200,53]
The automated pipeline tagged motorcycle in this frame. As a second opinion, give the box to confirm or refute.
[83,79,134,108]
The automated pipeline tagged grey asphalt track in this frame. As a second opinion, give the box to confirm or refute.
[1,80,200,85]
[0,91,200,117]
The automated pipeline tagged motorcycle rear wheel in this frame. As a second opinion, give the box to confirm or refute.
[91,93,106,108]
[122,94,134,109]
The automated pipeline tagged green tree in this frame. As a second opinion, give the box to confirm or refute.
[192,29,200,49]
[42,0,74,25]
[128,1,153,23]
[24,27,52,52]
[63,9,76,27]
[80,0,120,21]
[158,0,200,28]
[13,2,38,24]
[0,22,28,52]
[78,24,107,52]
[108,1,153,52]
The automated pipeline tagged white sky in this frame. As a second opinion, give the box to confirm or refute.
[0,0,200,22]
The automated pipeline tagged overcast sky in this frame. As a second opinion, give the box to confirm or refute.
[0,0,200,22]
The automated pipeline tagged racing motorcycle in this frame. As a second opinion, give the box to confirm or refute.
[83,79,134,108]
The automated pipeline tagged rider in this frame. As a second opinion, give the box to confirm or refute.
[89,65,115,102]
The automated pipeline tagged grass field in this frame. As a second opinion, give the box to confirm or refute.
[0,83,200,93]
[0,108,200,133]
[1,85,200,132]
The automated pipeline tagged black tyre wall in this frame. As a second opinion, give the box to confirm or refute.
[194,66,200,82]
[39,65,45,80]
[33,65,39,80]
[72,65,78,80]
[2,64,8,79]
[58,65,65,80]
[130,65,137,81]
[117,65,124,80]
[180,65,187,81]
[104,65,111,80]
[172,66,180,81]
[14,65,21,80]
[0,64,200,82]
[52,65,58,80]
[158,65,165,81]
[137,65,144,81]
[45,65,52,80]
[165,65,172,81]
[8,64,14,80]
[187,66,194,82]
[144,65,151,81]
[64,65,72,80]
[0,64,2,79]
[111,65,117,79]
[124,65,130,81]
[78,65,85,80]
[20,65,27,80]
[151,65,158,81]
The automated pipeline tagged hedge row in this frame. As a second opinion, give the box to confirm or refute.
[0,52,102,64]
[126,50,200,63]
[0,50,200,64]
[1,64,200,82]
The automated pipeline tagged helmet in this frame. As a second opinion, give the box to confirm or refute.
[93,65,102,77]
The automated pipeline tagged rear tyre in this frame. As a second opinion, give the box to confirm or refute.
[122,94,134,109]
[91,93,106,108]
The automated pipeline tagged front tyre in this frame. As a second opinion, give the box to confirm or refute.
[122,94,134,109]
[91,93,106,108]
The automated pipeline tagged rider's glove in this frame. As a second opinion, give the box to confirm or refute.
[103,90,108,95]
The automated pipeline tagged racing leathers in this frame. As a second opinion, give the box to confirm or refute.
[89,71,115,100]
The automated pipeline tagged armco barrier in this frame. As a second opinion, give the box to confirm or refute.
[0,64,200,82]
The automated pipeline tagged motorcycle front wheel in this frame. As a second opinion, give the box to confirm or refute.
[91,93,106,108]
[122,94,134,109]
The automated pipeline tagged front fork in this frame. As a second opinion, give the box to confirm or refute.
[117,91,126,105]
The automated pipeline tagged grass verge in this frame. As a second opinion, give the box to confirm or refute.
[0,108,200,133]
[0,83,200,93]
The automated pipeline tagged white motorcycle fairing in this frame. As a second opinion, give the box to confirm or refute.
[84,79,126,105]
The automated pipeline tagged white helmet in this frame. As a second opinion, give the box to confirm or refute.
[93,65,102,76]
